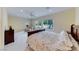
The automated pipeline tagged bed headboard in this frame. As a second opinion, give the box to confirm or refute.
[71,24,79,42]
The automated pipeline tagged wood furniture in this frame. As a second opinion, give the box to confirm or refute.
[28,29,45,36]
[70,24,79,42]
[5,29,14,45]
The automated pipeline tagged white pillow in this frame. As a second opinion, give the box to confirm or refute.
[58,31,73,50]
[68,34,79,51]
[59,31,73,47]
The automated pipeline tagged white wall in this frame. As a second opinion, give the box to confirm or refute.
[52,8,75,32]
[0,8,8,49]
[75,8,79,25]
[8,16,30,32]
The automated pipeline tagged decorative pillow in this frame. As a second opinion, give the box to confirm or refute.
[58,31,73,50]
[68,34,79,51]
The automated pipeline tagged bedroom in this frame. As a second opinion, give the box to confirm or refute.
[0,7,79,51]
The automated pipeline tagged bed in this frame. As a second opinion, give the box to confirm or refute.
[27,24,79,51]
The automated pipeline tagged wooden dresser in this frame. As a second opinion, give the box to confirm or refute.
[5,29,14,45]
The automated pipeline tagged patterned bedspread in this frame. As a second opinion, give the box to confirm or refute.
[27,31,77,51]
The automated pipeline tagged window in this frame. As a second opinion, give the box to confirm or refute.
[33,19,53,29]
[42,19,53,29]
[47,20,53,29]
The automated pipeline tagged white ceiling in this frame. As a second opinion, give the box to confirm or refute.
[7,7,72,19]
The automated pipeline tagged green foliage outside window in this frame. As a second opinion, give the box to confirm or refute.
[43,20,48,25]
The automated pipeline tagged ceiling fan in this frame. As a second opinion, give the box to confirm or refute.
[29,7,53,19]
